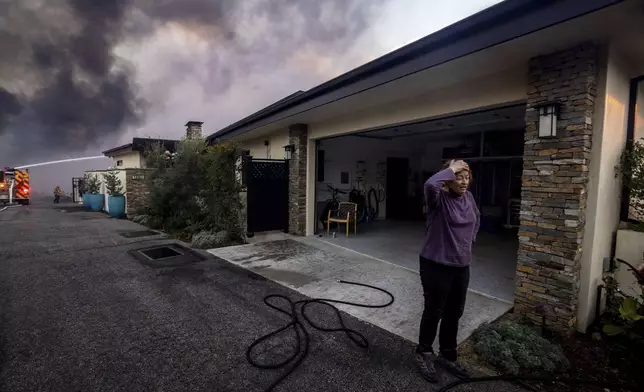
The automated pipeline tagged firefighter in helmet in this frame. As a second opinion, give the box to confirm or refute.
[54,185,63,204]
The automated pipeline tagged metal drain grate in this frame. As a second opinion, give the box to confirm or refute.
[128,243,205,268]
[118,230,160,238]
[140,246,181,260]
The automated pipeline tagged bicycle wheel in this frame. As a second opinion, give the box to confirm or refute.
[356,204,367,223]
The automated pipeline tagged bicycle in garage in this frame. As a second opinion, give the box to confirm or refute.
[319,184,347,230]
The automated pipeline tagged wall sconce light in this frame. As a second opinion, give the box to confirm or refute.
[535,101,560,138]
[284,144,295,160]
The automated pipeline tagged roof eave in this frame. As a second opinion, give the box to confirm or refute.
[102,144,134,157]
[206,0,624,143]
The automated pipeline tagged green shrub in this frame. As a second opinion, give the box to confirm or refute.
[602,270,644,340]
[473,321,570,375]
[143,137,244,240]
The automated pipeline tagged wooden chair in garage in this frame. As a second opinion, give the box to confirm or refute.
[327,202,358,237]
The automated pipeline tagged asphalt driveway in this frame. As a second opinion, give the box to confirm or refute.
[0,202,525,392]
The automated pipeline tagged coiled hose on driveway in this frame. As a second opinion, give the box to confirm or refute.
[246,281,639,392]
[246,280,394,392]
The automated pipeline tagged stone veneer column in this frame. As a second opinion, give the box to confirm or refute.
[288,124,308,235]
[516,43,598,332]
[125,168,152,217]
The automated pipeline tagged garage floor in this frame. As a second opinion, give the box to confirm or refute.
[318,220,518,302]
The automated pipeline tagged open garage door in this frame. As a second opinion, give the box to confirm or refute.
[314,103,525,302]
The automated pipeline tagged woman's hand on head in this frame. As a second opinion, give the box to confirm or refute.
[448,160,469,174]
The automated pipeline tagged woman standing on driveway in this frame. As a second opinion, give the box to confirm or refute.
[414,159,480,383]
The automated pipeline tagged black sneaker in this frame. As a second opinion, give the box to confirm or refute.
[413,352,438,383]
[435,355,471,379]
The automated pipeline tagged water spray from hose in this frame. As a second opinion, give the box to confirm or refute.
[14,156,106,170]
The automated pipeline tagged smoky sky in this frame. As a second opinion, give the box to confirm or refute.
[0,0,385,167]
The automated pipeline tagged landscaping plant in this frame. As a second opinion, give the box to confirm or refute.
[142,137,244,244]
[602,265,644,340]
[86,174,101,194]
[472,321,570,375]
[605,138,644,340]
[103,171,124,196]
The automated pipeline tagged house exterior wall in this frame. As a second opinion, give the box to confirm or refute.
[307,67,527,141]
[240,129,289,160]
[83,169,127,213]
[577,45,631,331]
[110,150,143,169]
[225,41,634,333]
[516,43,603,333]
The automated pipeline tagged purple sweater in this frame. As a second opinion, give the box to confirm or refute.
[420,168,480,267]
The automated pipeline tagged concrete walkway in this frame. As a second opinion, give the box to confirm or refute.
[208,234,513,347]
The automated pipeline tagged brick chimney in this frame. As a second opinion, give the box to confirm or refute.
[185,121,203,139]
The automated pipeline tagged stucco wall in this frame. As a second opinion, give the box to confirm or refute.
[307,67,526,141]
[305,67,527,235]
[577,46,631,331]
[111,150,142,169]
[240,129,289,160]
[84,170,127,213]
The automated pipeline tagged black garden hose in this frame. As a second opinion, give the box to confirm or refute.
[247,280,639,392]
[246,281,394,392]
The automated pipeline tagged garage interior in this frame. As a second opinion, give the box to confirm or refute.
[314,104,525,302]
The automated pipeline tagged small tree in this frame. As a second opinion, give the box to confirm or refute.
[103,171,124,196]
[86,174,101,194]
[200,141,244,238]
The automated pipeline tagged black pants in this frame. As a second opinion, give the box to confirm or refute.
[53,195,60,204]
[417,256,470,361]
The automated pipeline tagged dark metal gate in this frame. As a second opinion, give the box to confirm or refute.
[72,177,83,203]
[246,158,289,234]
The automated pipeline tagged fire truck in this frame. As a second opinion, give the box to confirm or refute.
[0,167,31,205]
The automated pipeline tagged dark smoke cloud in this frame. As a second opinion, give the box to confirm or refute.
[0,0,384,166]
[0,88,22,131]
[1,0,144,163]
